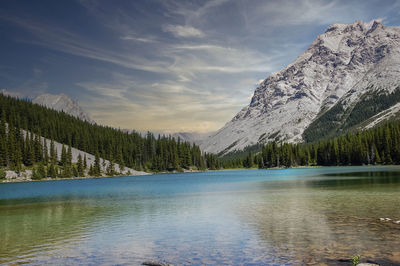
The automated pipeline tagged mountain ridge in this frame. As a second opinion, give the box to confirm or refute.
[32,93,94,124]
[201,20,400,155]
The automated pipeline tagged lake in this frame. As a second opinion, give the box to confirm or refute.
[1,166,400,265]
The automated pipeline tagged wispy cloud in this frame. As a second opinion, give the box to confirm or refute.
[163,24,205,38]
[120,36,157,43]
[2,0,398,133]
[0,14,169,73]
[76,71,253,133]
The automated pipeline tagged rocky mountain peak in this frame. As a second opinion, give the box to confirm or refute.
[33,93,94,124]
[201,20,400,155]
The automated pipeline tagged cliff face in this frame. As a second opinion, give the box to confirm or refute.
[201,21,400,155]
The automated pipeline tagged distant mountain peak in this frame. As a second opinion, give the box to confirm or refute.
[171,131,213,145]
[33,93,94,124]
[0,89,23,98]
[201,20,400,155]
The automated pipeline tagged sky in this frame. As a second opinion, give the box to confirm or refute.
[1,0,400,134]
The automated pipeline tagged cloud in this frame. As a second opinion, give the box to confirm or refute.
[163,24,205,38]
[3,0,396,134]
[120,36,156,43]
[162,0,230,23]
[0,14,169,74]
[76,72,252,133]
[0,3,317,133]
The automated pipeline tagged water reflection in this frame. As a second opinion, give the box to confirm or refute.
[238,170,400,264]
[1,167,400,265]
[0,201,102,264]
[315,170,400,188]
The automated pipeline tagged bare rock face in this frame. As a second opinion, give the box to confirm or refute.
[33,93,95,124]
[201,21,400,155]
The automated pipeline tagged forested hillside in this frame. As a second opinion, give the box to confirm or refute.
[303,87,400,142]
[219,120,400,169]
[0,94,220,178]
[256,121,400,168]
[1,92,399,180]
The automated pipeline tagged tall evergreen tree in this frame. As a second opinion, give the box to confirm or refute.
[50,140,57,164]
[77,154,84,177]
[48,163,56,178]
[60,145,67,166]
[94,152,101,176]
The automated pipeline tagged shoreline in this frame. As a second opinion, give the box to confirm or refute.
[0,167,225,183]
[0,171,150,184]
[1,164,399,184]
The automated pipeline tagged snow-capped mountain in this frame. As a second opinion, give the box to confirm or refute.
[201,20,400,155]
[33,93,94,123]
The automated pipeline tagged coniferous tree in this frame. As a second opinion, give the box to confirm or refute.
[60,145,67,166]
[31,167,39,180]
[0,107,6,166]
[62,165,72,178]
[67,145,73,166]
[115,150,124,173]
[50,140,57,164]
[106,153,115,176]
[88,164,94,176]
[23,133,34,166]
[43,139,49,164]
[94,152,101,176]
[1,93,400,174]
[77,154,84,177]
[37,161,46,179]
[73,165,78,177]
[33,134,42,163]
[48,163,56,178]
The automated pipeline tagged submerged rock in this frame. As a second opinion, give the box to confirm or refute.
[379,217,400,225]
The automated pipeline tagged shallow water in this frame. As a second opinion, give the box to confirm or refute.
[1,166,400,265]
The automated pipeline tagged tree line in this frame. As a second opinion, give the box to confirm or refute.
[248,121,400,168]
[0,94,220,178]
[1,93,399,178]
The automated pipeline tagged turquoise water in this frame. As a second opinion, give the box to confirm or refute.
[1,166,400,265]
